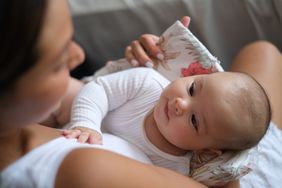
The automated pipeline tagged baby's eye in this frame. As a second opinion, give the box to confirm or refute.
[189,82,195,96]
[191,114,198,132]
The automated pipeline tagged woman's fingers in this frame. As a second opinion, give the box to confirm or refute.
[125,46,139,67]
[139,34,164,61]
[131,39,154,68]
[124,17,191,68]
[125,34,163,68]
[181,16,191,28]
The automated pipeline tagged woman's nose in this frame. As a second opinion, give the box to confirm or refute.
[68,41,85,70]
[174,97,189,116]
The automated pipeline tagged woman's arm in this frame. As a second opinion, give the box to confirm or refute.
[230,41,282,128]
[55,148,208,188]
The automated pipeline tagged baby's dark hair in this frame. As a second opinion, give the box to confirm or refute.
[216,72,271,151]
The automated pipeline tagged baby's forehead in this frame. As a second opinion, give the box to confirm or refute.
[205,73,250,125]
[209,72,257,92]
[209,71,245,80]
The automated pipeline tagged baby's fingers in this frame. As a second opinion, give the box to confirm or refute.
[77,131,91,143]
[89,134,103,145]
[63,129,81,138]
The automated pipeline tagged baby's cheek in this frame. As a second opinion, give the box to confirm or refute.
[168,121,189,139]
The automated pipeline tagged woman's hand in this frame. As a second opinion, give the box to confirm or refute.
[125,16,191,68]
[125,34,162,68]
[63,126,103,145]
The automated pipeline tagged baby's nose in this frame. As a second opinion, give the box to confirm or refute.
[174,98,189,116]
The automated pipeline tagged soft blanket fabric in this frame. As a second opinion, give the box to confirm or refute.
[240,122,282,188]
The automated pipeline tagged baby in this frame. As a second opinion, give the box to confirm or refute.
[64,67,271,176]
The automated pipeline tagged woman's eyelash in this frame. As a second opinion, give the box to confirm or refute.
[191,114,198,131]
[189,82,195,96]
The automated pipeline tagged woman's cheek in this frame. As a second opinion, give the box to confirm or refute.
[33,70,70,121]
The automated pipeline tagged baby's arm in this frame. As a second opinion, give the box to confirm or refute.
[64,81,109,144]
[65,70,147,144]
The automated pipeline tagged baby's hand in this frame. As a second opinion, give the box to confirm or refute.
[63,127,103,145]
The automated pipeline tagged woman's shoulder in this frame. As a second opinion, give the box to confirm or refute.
[0,127,72,188]
[55,148,131,188]
[0,125,61,171]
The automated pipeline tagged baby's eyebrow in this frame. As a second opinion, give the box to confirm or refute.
[198,76,208,135]
[198,77,204,94]
[196,77,205,94]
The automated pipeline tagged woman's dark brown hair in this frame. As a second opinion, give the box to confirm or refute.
[0,0,47,93]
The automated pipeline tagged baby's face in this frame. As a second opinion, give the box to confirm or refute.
[153,72,243,151]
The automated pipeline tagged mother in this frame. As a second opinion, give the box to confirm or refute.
[0,0,281,188]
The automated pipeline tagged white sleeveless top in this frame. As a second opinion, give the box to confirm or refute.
[1,122,281,188]
[240,122,282,188]
[0,134,151,188]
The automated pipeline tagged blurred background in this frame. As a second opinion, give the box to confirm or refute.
[68,0,282,78]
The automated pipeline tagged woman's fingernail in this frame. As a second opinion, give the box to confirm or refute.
[131,59,139,67]
[145,61,154,68]
[157,53,164,60]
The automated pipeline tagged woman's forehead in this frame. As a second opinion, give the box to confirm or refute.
[38,0,72,63]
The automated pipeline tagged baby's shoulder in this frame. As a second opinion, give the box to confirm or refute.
[128,68,169,87]
[125,67,169,81]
